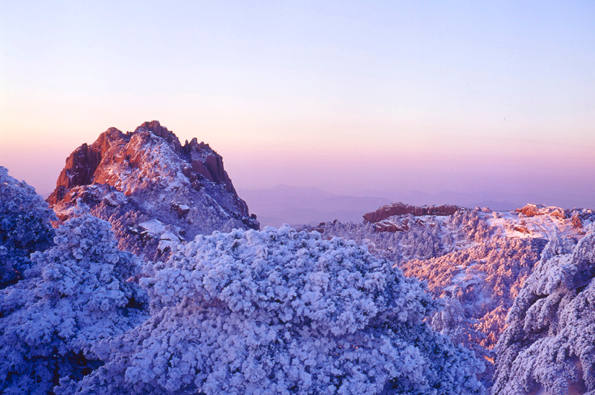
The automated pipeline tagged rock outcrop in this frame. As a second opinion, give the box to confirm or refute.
[362,202,459,223]
[516,203,566,219]
[48,121,258,260]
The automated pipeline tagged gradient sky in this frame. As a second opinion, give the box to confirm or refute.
[1,1,594,208]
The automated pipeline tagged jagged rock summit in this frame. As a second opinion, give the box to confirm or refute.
[48,121,258,260]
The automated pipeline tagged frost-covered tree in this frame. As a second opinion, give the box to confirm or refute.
[492,231,595,394]
[0,214,147,394]
[62,226,484,394]
[0,166,55,287]
[431,295,488,360]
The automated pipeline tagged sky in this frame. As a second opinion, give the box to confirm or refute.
[1,1,594,208]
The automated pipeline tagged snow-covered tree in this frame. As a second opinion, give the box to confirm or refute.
[492,231,595,394]
[62,226,484,394]
[0,166,55,287]
[0,214,147,394]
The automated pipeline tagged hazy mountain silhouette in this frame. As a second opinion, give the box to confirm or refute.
[240,185,391,226]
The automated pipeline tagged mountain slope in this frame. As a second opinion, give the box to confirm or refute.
[47,121,258,260]
[302,202,594,385]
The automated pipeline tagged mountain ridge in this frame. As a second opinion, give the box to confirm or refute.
[302,200,595,386]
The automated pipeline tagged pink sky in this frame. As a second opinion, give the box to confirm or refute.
[1,114,593,208]
[1,1,594,208]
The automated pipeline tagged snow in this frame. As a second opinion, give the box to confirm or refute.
[137,219,183,254]
[139,219,167,236]
[0,214,147,393]
[102,190,127,207]
[60,226,484,394]
[493,232,595,394]
[0,166,55,288]
[7,171,485,393]
[306,205,595,387]
[487,210,579,240]
[157,231,182,254]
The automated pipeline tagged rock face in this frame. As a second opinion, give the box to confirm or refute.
[48,121,258,260]
[302,202,595,386]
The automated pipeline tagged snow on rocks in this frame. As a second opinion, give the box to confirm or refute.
[127,219,185,256]
[48,121,259,261]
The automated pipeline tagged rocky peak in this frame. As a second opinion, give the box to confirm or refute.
[48,121,238,203]
[515,203,566,219]
[134,120,182,152]
[47,121,258,260]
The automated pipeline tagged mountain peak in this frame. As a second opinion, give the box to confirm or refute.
[133,120,182,150]
[47,121,258,260]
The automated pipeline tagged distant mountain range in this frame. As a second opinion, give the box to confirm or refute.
[239,185,391,226]
[240,185,522,226]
